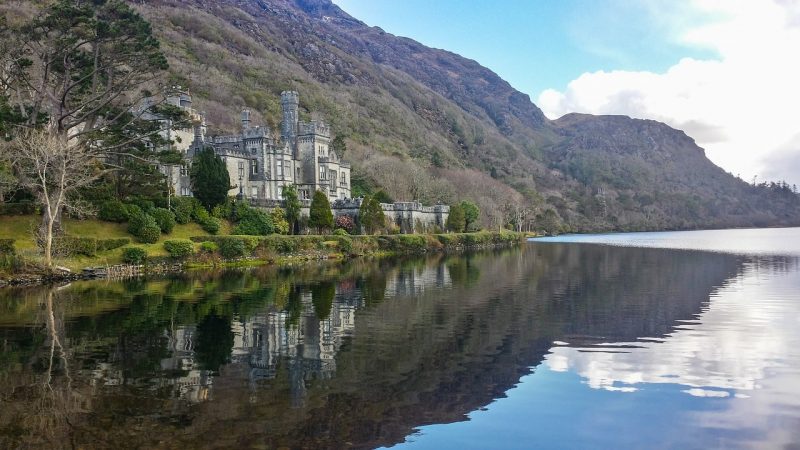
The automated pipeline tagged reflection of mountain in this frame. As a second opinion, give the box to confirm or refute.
[0,245,764,449]
[546,254,800,397]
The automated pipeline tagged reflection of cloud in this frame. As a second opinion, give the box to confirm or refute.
[544,262,800,397]
[683,388,730,398]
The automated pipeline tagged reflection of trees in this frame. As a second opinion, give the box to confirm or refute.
[311,282,335,320]
[0,287,84,448]
[195,313,234,373]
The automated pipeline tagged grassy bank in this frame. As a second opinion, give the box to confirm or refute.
[0,215,524,281]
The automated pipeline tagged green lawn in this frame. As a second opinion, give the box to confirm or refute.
[0,215,218,270]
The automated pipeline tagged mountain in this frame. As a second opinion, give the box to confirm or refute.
[26,0,800,231]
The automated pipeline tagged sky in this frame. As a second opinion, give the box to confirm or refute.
[332,0,800,187]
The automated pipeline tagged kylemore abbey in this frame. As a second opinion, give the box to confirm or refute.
[147,89,448,233]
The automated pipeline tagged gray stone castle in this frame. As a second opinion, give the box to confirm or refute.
[162,89,350,203]
[157,89,448,233]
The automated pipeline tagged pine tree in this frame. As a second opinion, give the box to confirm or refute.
[459,200,480,231]
[190,147,230,210]
[359,195,385,234]
[309,190,334,234]
[446,203,466,232]
[282,185,302,234]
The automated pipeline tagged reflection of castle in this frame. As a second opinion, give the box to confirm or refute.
[151,292,357,403]
[384,264,451,298]
[87,264,449,403]
[160,326,213,403]
[231,295,357,383]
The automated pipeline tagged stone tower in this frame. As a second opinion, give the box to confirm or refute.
[241,109,251,130]
[281,91,299,148]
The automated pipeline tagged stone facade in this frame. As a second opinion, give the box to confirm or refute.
[329,198,449,234]
[163,89,351,203]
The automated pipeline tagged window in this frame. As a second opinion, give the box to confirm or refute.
[319,166,325,180]
[277,159,284,177]
[180,164,188,176]
[277,186,283,198]
[251,160,258,175]
[341,171,346,186]
[296,167,300,179]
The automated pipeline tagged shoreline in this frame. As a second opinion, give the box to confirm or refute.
[0,231,525,288]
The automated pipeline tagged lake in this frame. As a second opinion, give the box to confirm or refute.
[1,228,799,449]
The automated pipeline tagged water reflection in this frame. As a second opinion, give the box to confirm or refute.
[0,241,798,448]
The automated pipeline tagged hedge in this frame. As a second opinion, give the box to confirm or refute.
[219,238,248,259]
[163,239,194,258]
[188,232,523,258]
[53,237,132,256]
[97,238,131,252]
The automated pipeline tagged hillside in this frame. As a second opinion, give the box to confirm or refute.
[8,0,799,232]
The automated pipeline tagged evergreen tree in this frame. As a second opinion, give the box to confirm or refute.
[190,147,230,210]
[309,190,334,234]
[281,185,301,234]
[331,135,347,157]
[446,203,466,232]
[359,195,385,234]
[459,200,480,231]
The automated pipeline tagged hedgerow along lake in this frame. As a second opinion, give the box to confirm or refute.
[1,228,799,449]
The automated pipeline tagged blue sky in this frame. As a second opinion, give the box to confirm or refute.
[333,0,715,100]
[332,0,800,187]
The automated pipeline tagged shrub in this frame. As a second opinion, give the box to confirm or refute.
[151,208,177,234]
[0,239,16,255]
[138,223,161,244]
[98,200,129,223]
[334,215,355,234]
[0,254,23,273]
[200,216,221,234]
[335,236,353,254]
[126,208,148,235]
[219,238,247,259]
[270,207,290,235]
[172,197,195,224]
[54,237,97,257]
[163,239,194,258]
[200,241,218,253]
[122,247,147,264]
[212,199,234,220]
[192,204,211,222]
[233,207,273,236]
[128,212,161,243]
[129,198,155,213]
[97,238,131,252]
[0,201,37,216]
[332,228,349,236]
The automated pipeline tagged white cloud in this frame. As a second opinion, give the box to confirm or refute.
[538,0,800,185]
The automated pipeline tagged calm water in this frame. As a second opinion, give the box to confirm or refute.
[1,229,799,449]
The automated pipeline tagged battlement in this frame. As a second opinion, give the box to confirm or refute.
[281,90,299,105]
[299,120,330,138]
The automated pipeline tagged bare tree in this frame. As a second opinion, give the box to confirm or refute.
[3,128,100,268]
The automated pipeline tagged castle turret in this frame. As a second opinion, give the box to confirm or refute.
[281,91,299,146]
[241,109,251,130]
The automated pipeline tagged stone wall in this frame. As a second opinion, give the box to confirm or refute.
[250,198,449,234]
